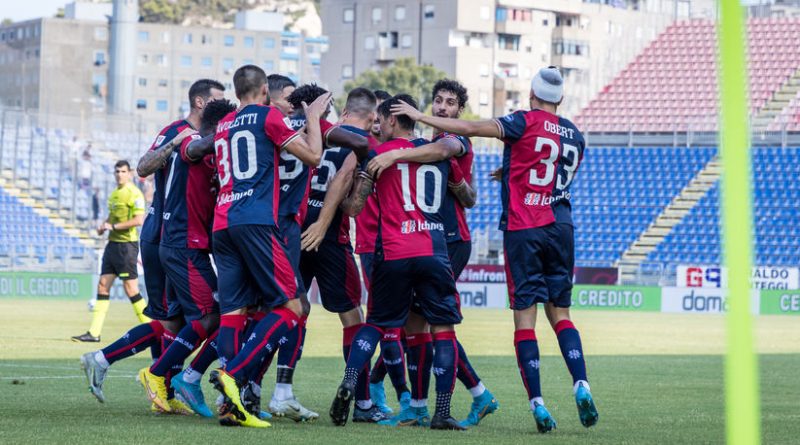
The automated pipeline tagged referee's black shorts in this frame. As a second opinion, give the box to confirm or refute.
[100,241,139,280]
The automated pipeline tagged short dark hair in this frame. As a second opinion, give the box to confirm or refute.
[378,94,417,131]
[267,74,296,94]
[344,88,377,118]
[373,90,392,102]
[286,83,328,112]
[201,99,237,132]
[432,79,468,108]
[188,79,225,110]
[114,160,130,170]
[233,65,267,99]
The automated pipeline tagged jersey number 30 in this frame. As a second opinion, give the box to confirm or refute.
[398,163,442,213]
[215,130,257,187]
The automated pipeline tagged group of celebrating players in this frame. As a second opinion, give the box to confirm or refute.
[78,63,599,433]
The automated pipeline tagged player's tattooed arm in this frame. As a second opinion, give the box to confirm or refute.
[366,138,461,179]
[137,128,196,177]
[302,153,357,251]
[340,170,374,217]
[391,100,502,138]
[449,180,477,209]
[184,135,215,163]
[326,127,369,160]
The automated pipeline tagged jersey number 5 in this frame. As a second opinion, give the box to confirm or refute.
[398,163,442,213]
[529,136,579,190]
[215,130,257,187]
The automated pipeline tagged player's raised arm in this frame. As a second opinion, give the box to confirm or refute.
[366,137,462,179]
[326,126,369,160]
[301,152,358,251]
[284,92,332,166]
[136,128,197,177]
[340,169,374,217]
[391,100,502,138]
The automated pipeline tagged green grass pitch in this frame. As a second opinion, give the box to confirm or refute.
[0,299,798,444]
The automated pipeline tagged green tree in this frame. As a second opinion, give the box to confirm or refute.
[340,58,448,111]
[140,0,184,23]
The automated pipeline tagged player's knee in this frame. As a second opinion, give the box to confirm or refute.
[197,313,220,333]
[299,294,311,316]
[162,318,184,334]
[283,298,304,318]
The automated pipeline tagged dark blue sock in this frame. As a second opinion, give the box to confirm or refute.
[369,356,387,384]
[555,320,588,384]
[343,325,382,388]
[406,333,433,402]
[226,309,299,382]
[102,321,163,366]
[455,339,482,390]
[217,314,247,368]
[380,328,408,394]
[276,316,307,383]
[514,329,542,400]
[433,331,459,418]
[188,329,218,375]
[150,321,207,377]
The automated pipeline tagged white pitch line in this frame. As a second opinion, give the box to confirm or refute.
[1,374,136,380]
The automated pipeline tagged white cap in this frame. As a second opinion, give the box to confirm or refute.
[531,67,564,103]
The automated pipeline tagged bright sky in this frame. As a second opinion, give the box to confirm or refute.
[4,0,70,22]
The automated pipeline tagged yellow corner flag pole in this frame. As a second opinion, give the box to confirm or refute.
[717,1,761,445]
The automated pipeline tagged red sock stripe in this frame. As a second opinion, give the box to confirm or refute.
[287,316,307,367]
[190,330,218,368]
[190,320,209,342]
[514,329,537,345]
[227,313,292,376]
[342,323,364,347]
[105,330,158,360]
[148,320,165,337]
[252,311,268,322]
[450,339,459,392]
[382,328,403,342]
[221,314,248,329]
[406,333,432,348]
[554,320,576,335]
[458,357,479,388]
[433,331,457,341]
[272,307,301,329]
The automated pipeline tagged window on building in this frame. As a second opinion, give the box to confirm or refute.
[244,36,254,48]
[201,57,212,68]
[162,32,170,43]
[181,80,191,88]
[138,78,147,87]
[401,34,412,48]
[365,36,376,50]
[183,33,192,44]
[138,31,149,42]
[395,6,406,21]
[136,99,147,109]
[497,34,520,51]
[343,8,354,23]
[201,34,211,45]
[264,60,275,71]
[138,54,148,65]
[372,7,382,22]
[157,100,168,112]
[158,79,168,87]
[264,37,275,48]
[342,65,353,79]
[94,51,106,66]
[424,5,435,20]
[222,58,234,71]
[156,54,167,67]
[92,74,106,97]
[280,59,299,76]
[243,58,254,65]
[480,64,489,77]
[378,32,398,49]
[224,35,234,47]
[479,91,489,106]
[94,27,107,41]
[480,6,491,20]
[181,55,192,67]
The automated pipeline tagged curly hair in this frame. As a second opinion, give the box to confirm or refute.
[201,99,237,131]
[286,83,329,113]
[432,79,468,108]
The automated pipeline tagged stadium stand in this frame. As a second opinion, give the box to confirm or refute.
[574,17,800,133]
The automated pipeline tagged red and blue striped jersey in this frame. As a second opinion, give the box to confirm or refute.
[140,119,192,243]
[160,135,217,250]
[213,104,300,231]
[433,132,473,243]
[354,134,382,254]
[278,114,334,221]
[372,138,449,260]
[494,109,584,231]
[303,124,364,244]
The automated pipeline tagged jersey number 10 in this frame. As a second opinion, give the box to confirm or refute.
[398,163,442,213]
